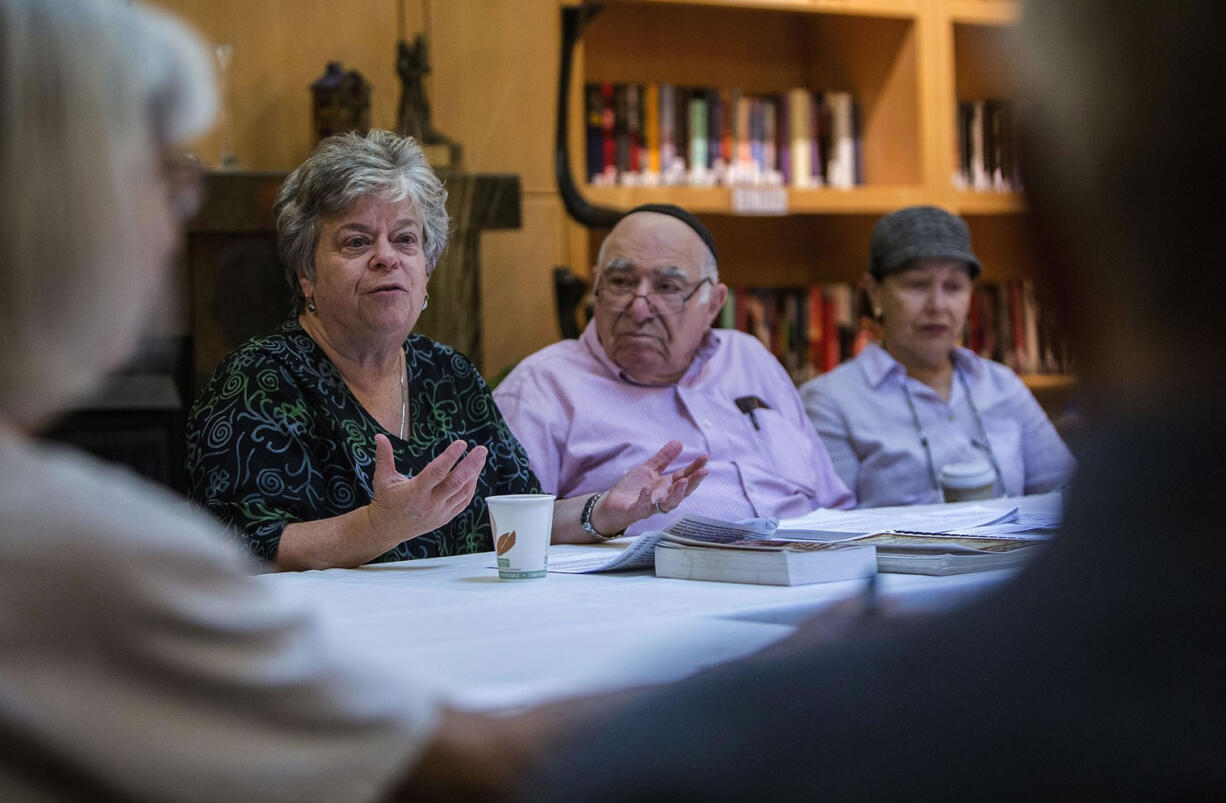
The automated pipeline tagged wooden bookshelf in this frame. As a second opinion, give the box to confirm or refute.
[567,0,1068,385]
[569,0,1030,217]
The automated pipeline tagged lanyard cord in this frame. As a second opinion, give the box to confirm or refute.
[900,361,1006,495]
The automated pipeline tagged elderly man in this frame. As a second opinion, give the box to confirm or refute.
[494,204,852,536]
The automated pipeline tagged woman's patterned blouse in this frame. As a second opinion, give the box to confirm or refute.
[186,319,540,563]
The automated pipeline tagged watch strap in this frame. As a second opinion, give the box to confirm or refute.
[581,491,624,541]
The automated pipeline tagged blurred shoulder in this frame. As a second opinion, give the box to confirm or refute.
[0,440,249,572]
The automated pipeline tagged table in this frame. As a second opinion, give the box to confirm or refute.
[258,543,1014,711]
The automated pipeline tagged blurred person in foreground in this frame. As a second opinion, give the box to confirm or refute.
[512,0,1226,796]
[187,133,705,570]
[799,205,1075,507]
[0,1,566,798]
[494,204,854,535]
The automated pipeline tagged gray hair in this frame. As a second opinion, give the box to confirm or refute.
[0,0,215,426]
[595,223,719,303]
[273,130,450,312]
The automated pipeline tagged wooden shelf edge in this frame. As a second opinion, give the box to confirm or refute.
[595,0,920,20]
[581,184,932,215]
[947,1,1020,26]
[1020,374,1078,391]
[949,189,1028,215]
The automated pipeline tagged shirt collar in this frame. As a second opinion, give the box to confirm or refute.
[579,319,722,387]
[858,341,982,388]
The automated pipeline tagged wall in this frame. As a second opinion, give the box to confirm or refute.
[151,0,571,377]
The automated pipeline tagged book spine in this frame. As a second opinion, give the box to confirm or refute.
[585,83,604,183]
[749,97,764,171]
[614,83,630,179]
[644,82,660,175]
[674,86,690,172]
[706,88,721,169]
[689,92,708,176]
[719,87,734,166]
[626,83,642,175]
[763,97,777,173]
[788,88,811,188]
[776,92,790,183]
[807,285,823,373]
[659,84,676,171]
[971,99,988,190]
[735,91,751,168]
[601,82,616,183]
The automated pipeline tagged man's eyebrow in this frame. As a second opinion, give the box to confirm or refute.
[601,258,687,280]
[602,257,635,272]
[651,265,687,280]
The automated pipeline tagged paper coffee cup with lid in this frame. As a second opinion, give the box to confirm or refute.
[938,458,996,502]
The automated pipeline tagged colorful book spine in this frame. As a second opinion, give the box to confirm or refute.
[689,93,708,174]
[644,82,660,174]
[659,84,676,170]
[787,88,812,188]
[585,83,604,182]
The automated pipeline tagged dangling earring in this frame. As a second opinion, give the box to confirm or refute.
[421,292,429,311]
[306,294,317,313]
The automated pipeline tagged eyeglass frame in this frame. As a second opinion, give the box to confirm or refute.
[594,274,714,314]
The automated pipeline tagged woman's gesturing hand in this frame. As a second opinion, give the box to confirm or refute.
[591,440,708,535]
[366,434,487,547]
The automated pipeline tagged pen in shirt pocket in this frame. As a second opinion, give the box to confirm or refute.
[734,395,771,431]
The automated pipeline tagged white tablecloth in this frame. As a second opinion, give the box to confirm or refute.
[258,542,1014,711]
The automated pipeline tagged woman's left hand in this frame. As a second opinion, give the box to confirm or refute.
[591,440,708,535]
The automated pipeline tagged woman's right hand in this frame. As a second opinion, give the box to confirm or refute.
[366,434,488,546]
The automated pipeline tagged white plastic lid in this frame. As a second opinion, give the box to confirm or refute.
[938,459,995,489]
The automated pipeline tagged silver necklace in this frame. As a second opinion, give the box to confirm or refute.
[399,349,408,440]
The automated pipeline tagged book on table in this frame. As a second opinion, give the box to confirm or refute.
[832,531,1047,576]
[547,515,875,586]
[653,537,876,587]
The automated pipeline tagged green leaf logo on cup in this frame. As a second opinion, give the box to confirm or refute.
[485,494,556,579]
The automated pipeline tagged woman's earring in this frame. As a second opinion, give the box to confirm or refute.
[421,292,429,311]
[306,295,317,313]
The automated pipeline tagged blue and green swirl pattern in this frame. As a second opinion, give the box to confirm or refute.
[186,319,540,563]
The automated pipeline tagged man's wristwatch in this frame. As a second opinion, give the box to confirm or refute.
[581,492,625,541]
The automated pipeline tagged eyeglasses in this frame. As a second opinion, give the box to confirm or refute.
[162,151,205,221]
[595,275,713,314]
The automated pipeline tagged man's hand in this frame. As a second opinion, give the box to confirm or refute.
[592,440,708,534]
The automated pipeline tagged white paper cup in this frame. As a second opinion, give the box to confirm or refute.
[486,494,555,580]
[938,459,996,502]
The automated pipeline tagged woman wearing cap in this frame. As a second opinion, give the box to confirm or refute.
[798,206,1074,507]
[187,131,707,570]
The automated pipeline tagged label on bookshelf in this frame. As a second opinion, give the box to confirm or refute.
[731,186,789,215]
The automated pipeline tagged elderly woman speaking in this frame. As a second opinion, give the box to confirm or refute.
[188,131,705,569]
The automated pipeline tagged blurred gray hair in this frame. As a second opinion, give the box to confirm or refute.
[0,0,215,426]
[273,130,451,312]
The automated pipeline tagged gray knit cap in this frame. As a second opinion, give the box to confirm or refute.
[869,205,982,280]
